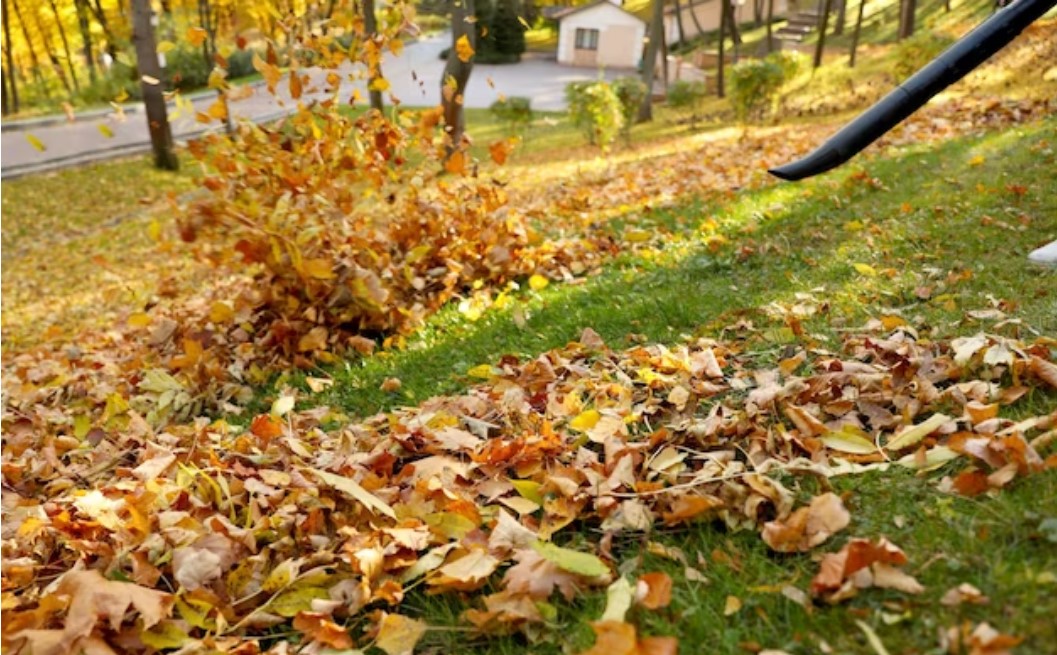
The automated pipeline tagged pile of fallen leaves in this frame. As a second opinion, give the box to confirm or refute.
[3,327,1054,653]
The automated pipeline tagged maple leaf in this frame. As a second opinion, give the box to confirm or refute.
[579,621,679,655]
[455,34,475,62]
[761,492,851,553]
[503,548,582,600]
[375,612,428,655]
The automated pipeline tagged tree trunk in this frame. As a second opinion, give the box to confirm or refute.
[2,0,18,113]
[35,6,74,96]
[132,0,178,170]
[753,0,764,26]
[765,0,775,53]
[686,0,706,38]
[12,0,51,99]
[75,0,97,84]
[728,0,742,45]
[898,0,916,40]
[673,0,687,46]
[813,0,834,68]
[834,0,847,35]
[48,0,81,93]
[849,0,866,67]
[638,0,664,121]
[716,0,728,97]
[89,0,118,59]
[198,0,218,69]
[364,0,384,111]
[442,0,475,156]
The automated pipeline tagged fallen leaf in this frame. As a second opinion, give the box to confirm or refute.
[375,613,428,655]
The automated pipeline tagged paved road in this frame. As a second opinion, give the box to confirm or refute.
[1,34,629,178]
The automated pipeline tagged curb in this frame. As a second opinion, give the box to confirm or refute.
[0,106,294,179]
[0,82,267,134]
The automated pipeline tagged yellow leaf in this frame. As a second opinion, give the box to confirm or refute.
[569,409,601,432]
[723,595,742,616]
[369,76,391,92]
[187,26,208,47]
[528,274,549,291]
[389,39,404,56]
[267,586,329,617]
[128,312,152,328]
[821,428,877,455]
[206,99,227,121]
[209,302,235,323]
[309,468,397,519]
[968,154,985,167]
[467,364,496,379]
[98,124,115,138]
[261,559,299,594]
[141,621,190,649]
[853,263,878,277]
[303,258,335,280]
[114,88,130,103]
[156,40,176,54]
[141,74,160,86]
[885,413,951,451]
[26,133,46,151]
[624,229,651,243]
[511,479,543,505]
[375,613,428,655]
[455,34,475,63]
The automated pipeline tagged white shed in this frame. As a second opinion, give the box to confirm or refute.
[556,0,647,69]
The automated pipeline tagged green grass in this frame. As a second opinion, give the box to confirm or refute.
[293,117,1057,418]
[257,115,1057,654]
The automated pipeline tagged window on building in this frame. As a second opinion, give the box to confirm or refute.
[575,28,599,50]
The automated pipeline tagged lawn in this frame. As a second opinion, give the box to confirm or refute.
[2,18,1055,654]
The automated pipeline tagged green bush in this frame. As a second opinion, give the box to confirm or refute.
[490,97,533,134]
[728,58,785,123]
[565,80,624,148]
[226,48,259,80]
[492,0,526,58]
[766,50,803,81]
[893,31,955,80]
[165,45,213,92]
[611,77,646,140]
[666,80,707,114]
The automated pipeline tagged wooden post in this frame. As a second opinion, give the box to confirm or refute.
[132,0,179,170]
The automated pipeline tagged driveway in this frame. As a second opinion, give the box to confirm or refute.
[0,33,632,178]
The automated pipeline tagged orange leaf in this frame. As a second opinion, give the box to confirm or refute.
[187,27,208,47]
[293,612,352,649]
[637,572,672,609]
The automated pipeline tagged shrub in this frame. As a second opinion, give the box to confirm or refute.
[226,48,260,80]
[565,80,624,148]
[610,76,647,140]
[766,50,803,82]
[666,79,707,125]
[491,0,527,57]
[894,31,955,80]
[164,45,213,91]
[490,97,533,134]
[728,58,785,123]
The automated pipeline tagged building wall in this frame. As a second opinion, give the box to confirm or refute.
[664,0,791,45]
[558,3,647,69]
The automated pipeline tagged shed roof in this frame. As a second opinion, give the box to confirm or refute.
[552,0,647,23]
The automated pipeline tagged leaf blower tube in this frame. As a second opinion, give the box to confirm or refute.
[768,0,1057,181]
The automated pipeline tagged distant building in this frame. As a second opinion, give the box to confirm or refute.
[664,0,793,46]
[555,0,648,69]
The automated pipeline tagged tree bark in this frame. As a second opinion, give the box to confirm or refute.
[728,0,742,45]
[74,0,97,84]
[686,0,706,38]
[638,0,664,121]
[898,0,916,40]
[765,0,775,53]
[849,0,866,67]
[673,0,687,46]
[717,0,728,97]
[48,0,81,93]
[12,0,51,99]
[2,0,18,113]
[35,6,74,96]
[835,0,847,35]
[364,0,384,111]
[813,0,834,68]
[89,0,118,59]
[132,0,178,170]
[753,0,764,26]
[442,0,475,155]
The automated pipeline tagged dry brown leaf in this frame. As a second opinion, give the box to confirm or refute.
[761,492,851,552]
